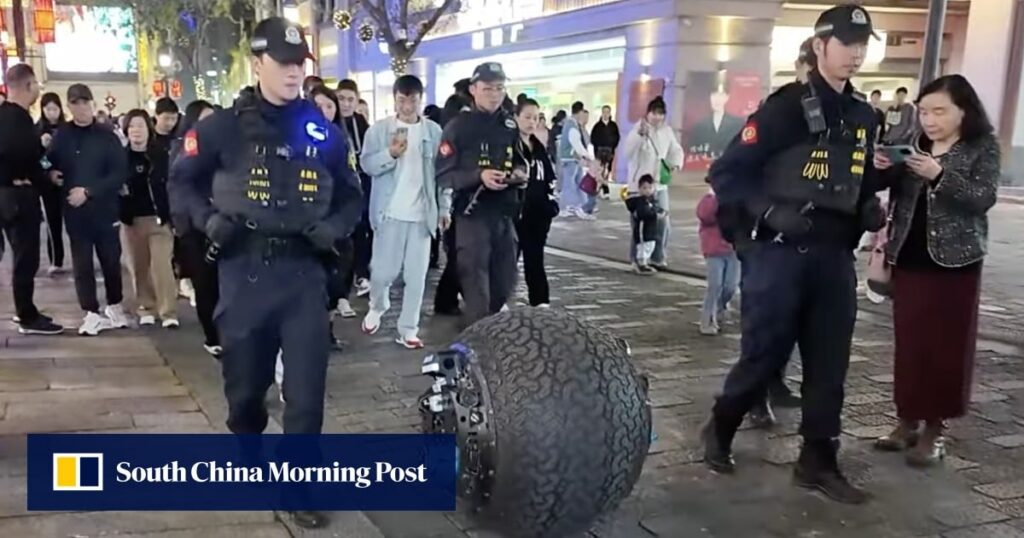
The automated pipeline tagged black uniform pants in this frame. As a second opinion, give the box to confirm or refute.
[516,215,551,306]
[456,214,517,325]
[0,187,43,324]
[177,230,220,347]
[216,252,329,434]
[40,185,65,268]
[67,218,123,313]
[736,247,797,404]
[713,242,857,440]
[328,238,355,307]
[434,221,461,312]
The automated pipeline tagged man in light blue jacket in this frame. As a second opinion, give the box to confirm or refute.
[359,75,451,349]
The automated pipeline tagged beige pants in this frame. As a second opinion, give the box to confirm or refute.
[123,216,177,320]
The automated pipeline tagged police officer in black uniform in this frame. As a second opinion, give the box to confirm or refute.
[436,63,523,326]
[701,4,886,505]
[169,17,362,528]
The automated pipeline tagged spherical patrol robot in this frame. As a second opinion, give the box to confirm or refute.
[419,307,653,538]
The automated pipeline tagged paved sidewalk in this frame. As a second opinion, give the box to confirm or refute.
[0,266,382,537]
[547,182,1024,345]
[3,228,1024,537]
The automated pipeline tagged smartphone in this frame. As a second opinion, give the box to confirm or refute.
[395,127,408,142]
[505,166,529,186]
[880,144,918,164]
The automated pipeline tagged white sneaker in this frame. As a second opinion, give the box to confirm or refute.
[47,265,64,276]
[162,318,180,329]
[139,315,156,326]
[275,351,285,403]
[178,279,195,300]
[104,304,130,329]
[536,303,551,309]
[337,299,357,318]
[78,312,114,336]
[204,344,223,358]
[361,310,383,335]
[355,278,371,297]
[500,304,510,313]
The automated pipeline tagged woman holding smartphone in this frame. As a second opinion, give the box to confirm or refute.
[872,75,1000,467]
[513,98,558,307]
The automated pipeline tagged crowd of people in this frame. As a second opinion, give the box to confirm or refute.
[0,2,1005,512]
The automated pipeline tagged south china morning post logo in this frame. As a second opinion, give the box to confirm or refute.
[29,433,456,511]
[52,453,104,491]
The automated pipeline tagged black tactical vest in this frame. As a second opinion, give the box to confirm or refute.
[762,85,869,216]
[211,96,334,236]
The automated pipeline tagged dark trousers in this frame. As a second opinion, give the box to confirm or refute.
[352,216,372,282]
[328,238,355,308]
[40,186,64,268]
[455,215,518,325]
[67,218,123,313]
[713,242,857,440]
[516,215,551,306]
[0,188,43,324]
[434,221,461,312]
[217,254,329,434]
[177,230,220,347]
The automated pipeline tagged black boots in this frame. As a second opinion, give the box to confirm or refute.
[793,439,870,504]
[747,398,776,429]
[289,510,329,529]
[701,415,736,474]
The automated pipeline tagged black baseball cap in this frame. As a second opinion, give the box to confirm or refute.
[67,83,94,103]
[814,4,879,45]
[470,62,507,84]
[250,17,315,65]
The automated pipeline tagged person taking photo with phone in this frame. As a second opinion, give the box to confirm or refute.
[872,75,999,468]
[358,75,448,349]
[436,62,523,326]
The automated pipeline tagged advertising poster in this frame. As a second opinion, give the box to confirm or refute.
[44,6,138,74]
[682,71,762,171]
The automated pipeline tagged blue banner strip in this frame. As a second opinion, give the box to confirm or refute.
[28,433,457,511]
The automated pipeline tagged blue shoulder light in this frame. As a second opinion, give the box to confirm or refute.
[305,121,328,143]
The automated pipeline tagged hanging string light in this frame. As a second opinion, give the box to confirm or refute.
[357,22,374,44]
[332,10,352,31]
[390,56,408,76]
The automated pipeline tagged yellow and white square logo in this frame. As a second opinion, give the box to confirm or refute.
[52,453,104,491]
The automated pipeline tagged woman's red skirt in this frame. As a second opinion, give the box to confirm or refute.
[892,264,982,421]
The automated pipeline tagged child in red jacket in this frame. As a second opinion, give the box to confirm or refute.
[696,181,740,335]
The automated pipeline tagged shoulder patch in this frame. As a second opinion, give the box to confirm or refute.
[183,130,199,157]
[740,121,758,145]
[439,140,455,158]
[505,118,517,130]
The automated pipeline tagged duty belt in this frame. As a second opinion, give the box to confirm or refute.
[242,234,314,259]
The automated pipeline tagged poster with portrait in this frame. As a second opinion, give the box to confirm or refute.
[682,71,762,171]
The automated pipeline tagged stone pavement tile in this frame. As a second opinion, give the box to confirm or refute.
[988,499,1024,519]
[942,523,1024,538]
[364,511,465,537]
[844,425,895,440]
[0,410,134,434]
[4,396,198,418]
[0,334,159,359]
[0,384,190,405]
[867,373,896,383]
[972,391,1011,404]
[961,464,1024,486]
[977,481,1024,500]
[115,523,292,538]
[0,511,276,535]
[990,435,1024,448]
[946,455,981,472]
[132,411,212,429]
[987,381,1024,391]
[846,392,892,406]
[930,503,1010,528]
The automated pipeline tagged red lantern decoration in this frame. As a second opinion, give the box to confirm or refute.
[170,79,182,99]
[33,0,56,45]
[152,80,166,98]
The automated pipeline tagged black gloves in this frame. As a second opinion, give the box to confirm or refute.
[858,197,886,233]
[303,221,338,253]
[205,213,240,248]
[763,205,812,238]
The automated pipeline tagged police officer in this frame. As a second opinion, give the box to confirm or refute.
[436,63,522,325]
[701,4,886,505]
[169,17,362,528]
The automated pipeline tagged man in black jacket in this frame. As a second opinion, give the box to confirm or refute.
[48,83,129,336]
[335,79,372,304]
[591,105,620,198]
[0,65,64,335]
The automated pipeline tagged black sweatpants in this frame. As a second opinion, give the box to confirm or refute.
[67,217,123,313]
[0,187,43,324]
[434,221,461,312]
[177,230,220,347]
[516,215,551,306]
[40,185,65,268]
